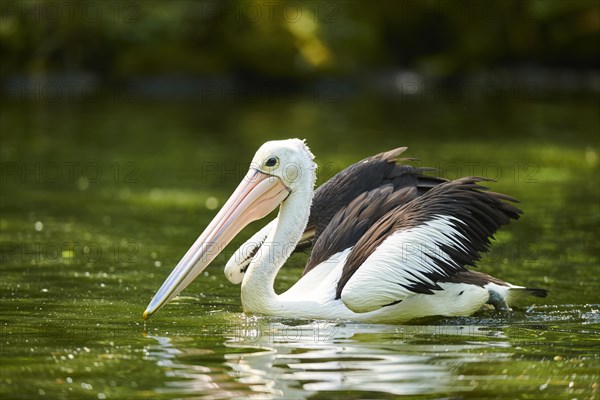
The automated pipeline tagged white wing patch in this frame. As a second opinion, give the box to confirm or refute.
[282,248,351,303]
[341,215,470,313]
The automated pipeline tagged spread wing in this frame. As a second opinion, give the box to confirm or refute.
[334,177,522,313]
[303,150,444,274]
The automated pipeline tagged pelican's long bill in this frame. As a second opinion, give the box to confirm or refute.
[143,168,290,320]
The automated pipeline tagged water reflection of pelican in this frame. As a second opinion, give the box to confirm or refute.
[145,320,511,398]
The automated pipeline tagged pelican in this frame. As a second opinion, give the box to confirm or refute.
[144,139,546,323]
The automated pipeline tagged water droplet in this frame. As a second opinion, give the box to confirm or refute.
[77,176,90,191]
[62,249,74,259]
[118,187,131,199]
[585,146,597,166]
[205,196,219,210]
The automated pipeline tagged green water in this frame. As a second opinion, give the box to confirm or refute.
[1,97,599,399]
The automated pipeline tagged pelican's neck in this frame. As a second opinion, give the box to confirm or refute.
[240,171,315,314]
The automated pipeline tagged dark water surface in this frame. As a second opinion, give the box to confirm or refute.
[1,97,599,399]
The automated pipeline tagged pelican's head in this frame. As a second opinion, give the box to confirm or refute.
[143,139,315,319]
[249,139,315,192]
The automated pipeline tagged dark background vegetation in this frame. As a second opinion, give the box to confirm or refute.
[1,0,599,97]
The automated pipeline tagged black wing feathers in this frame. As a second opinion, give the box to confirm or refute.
[335,177,522,298]
[302,148,446,274]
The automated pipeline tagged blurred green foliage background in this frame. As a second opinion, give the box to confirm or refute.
[1,0,598,84]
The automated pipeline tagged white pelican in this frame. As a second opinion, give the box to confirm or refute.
[144,139,546,323]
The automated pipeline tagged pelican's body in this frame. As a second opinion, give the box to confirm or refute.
[144,139,546,323]
[240,248,506,324]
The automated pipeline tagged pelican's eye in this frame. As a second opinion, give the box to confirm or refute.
[265,157,279,168]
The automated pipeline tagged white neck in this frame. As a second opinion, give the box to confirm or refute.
[240,171,315,314]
